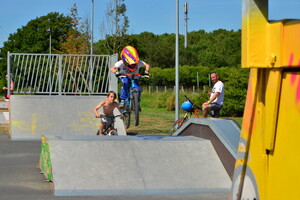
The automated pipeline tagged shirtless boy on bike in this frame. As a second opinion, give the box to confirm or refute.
[93,91,124,135]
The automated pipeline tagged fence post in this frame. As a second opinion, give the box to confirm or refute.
[58,55,62,96]
[109,54,118,95]
[89,56,93,94]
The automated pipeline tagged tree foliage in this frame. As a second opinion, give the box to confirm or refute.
[0,12,73,85]
[96,28,241,69]
[1,12,72,54]
[59,3,90,54]
[100,0,129,54]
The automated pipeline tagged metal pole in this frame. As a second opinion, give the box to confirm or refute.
[184,2,188,48]
[175,0,180,121]
[48,18,51,55]
[49,33,51,55]
[58,55,62,96]
[7,52,10,95]
[91,0,94,55]
[89,0,95,94]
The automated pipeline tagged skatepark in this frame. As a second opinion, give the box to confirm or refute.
[0,95,240,200]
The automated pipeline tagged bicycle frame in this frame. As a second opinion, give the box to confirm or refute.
[120,74,141,113]
[169,95,202,135]
[119,73,149,128]
[97,115,120,136]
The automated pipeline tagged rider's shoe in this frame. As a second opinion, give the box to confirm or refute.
[119,99,125,108]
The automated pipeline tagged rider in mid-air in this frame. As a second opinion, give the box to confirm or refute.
[109,46,150,108]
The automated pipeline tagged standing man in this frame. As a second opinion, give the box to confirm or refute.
[202,72,224,118]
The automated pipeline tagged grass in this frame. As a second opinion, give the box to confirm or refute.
[126,92,243,135]
[126,107,175,135]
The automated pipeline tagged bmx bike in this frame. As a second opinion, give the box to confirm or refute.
[96,114,122,136]
[169,95,224,135]
[169,95,202,135]
[119,73,149,128]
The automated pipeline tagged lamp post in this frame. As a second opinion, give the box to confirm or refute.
[91,0,94,55]
[175,0,180,121]
[48,19,51,55]
[184,2,189,48]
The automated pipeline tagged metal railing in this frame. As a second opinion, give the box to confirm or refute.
[7,53,118,95]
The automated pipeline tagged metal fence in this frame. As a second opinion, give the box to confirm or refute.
[7,53,118,95]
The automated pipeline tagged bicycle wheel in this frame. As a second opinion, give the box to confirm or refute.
[123,111,130,129]
[132,92,139,126]
[169,117,188,135]
[108,130,118,136]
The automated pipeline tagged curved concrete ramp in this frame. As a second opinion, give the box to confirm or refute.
[39,135,231,196]
[10,95,126,140]
[172,118,240,179]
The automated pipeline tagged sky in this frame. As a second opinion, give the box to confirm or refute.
[0,0,300,48]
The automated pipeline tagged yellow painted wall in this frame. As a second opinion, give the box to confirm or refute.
[231,0,300,200]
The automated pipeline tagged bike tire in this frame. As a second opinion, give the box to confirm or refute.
[132,92,139,126]
[123,112,130,129]
[169,117,188,135]
[109,130,118,136]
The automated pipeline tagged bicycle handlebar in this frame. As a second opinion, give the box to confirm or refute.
[96,114,123,118]
[119,73,150,78]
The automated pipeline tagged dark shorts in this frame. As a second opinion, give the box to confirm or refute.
[210,103,223,117]
[100,114,114,126]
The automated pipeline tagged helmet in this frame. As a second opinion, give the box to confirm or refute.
[121,46,139,71]
[181,101,193,111]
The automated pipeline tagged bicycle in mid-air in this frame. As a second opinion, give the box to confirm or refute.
[169,95,203,135]
[119,73,149,128]
[96,114,122,136]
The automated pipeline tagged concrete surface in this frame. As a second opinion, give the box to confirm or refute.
[0,132,230,200]
[9,95,126,140]
[173,118,240,179]
[40,135,231,196]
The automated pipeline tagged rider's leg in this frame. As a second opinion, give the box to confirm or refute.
[98,122,105,135]
[120,77,129,107]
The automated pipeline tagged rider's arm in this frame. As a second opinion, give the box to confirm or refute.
[144,63,150,72]
[115,102,124,117]
[93,101,104,118]
[110,65,118,74]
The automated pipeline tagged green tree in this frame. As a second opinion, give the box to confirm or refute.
[59,3,90,54]
[1,12,72,54]
[0,12,73,89]
[100,0,129,54]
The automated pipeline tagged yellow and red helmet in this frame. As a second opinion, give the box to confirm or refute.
[121,46,139,71]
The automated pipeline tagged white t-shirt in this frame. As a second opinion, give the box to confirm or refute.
[210,81,224,105]
[114,60,146,78]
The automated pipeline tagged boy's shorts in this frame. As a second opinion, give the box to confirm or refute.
[100,114,114,126]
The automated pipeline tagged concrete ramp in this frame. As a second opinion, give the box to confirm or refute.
[39,135,231,196]
[172,118,240,179]
[10,95,126,140]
